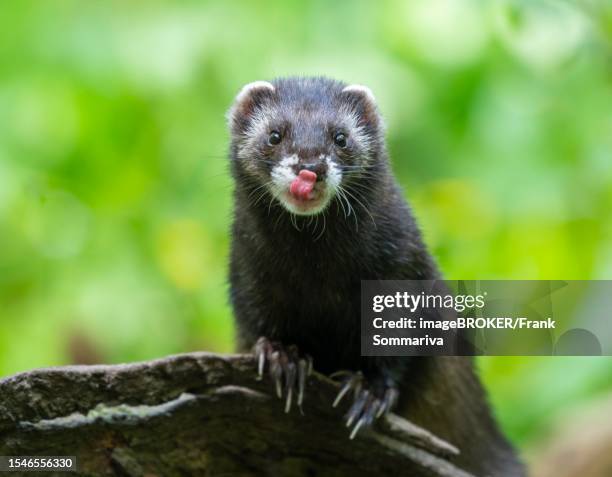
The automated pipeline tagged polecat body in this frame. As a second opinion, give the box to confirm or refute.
[227,77,525,476]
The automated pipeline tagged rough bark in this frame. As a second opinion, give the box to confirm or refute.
[0,353,476,477]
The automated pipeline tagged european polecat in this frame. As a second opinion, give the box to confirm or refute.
[227,76,525,476]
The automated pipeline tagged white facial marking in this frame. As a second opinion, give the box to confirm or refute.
[268,154,342,216]
[236,105,272,161]
[341,84,382,159]
[325,156,341,191]
[270,154,299,188]
[338,108,374,160]
[281,154,299,166]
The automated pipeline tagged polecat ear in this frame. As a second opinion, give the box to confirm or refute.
[341,84,380,128]
[228,81,275,133]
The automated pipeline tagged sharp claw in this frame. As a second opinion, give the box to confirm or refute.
[364,400,380,426]
[257,351,265,379]
[349,416,366,440]
[254,337,269,380]
[269,351,283,398]
[285,361,297,413]
[285,387,293,413]
[383,387,399,414]
[297,359,307,407]
[333,372,363,408]
[252,339,311,411]
[330,370,400,438]
[346,390,369,428]
[333,380,352,408]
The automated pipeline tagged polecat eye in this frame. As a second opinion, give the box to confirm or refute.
[334,132,347,148]
[268,131,282,146]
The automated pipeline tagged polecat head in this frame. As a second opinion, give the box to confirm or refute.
[228,77,385,216]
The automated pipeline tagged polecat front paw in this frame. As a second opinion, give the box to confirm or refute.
[332,371,399,439]
[253,336,313,413]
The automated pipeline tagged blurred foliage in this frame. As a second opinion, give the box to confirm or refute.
[0,0,611,455]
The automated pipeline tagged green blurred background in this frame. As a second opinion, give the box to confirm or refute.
[1,0,611,463]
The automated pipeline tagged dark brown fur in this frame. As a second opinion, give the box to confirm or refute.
[227,77,525,476]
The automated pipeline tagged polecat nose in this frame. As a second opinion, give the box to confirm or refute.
[300,162,327,181]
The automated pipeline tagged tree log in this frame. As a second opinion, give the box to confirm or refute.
[0,352,476,477]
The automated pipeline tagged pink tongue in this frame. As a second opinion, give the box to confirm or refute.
[290,170,317,200]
